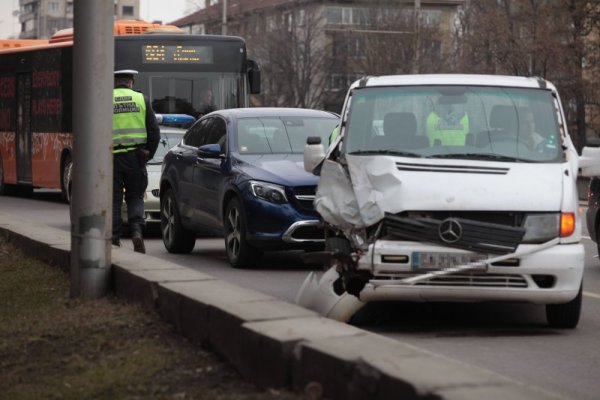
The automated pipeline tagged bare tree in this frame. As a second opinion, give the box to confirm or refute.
[453,0,600,149]
[242,6,330,109]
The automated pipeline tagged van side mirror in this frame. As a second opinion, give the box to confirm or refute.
[304,136,325,174]
[579,146,600,177]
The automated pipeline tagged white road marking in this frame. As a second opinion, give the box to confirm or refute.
[584,291,600,300]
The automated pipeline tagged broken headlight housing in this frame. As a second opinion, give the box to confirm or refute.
[522,213,560,243]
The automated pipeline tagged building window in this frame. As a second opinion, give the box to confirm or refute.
[350,37,366,58]
[48,1,60,12]
[285,12,293,32]
[21,2,37,14]
[327,7,369,26]
[422,10,442,27]
[331,37,366,59]
[191,24,205,34]
[122,6,134,17]
[266,15,276,32]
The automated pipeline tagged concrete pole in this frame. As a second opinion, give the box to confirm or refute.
[70,1,114,298]
[222,0,227,35]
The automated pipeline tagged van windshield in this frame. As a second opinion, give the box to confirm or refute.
[343,85,563,163]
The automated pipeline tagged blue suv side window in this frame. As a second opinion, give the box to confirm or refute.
[205,117,227,153]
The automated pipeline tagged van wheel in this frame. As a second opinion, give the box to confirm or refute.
[61,154,73,203]
[546,284,582,329]
[161,189,195,253]
[224,198,261,268]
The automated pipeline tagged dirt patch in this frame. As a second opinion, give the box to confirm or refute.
[0,236,306,399]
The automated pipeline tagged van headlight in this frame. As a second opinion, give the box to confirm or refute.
[522,213,560,243]
[249,181,288,204]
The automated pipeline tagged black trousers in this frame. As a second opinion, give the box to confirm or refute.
[112,150,148,239]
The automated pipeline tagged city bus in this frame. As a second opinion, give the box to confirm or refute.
[0,20,260,202]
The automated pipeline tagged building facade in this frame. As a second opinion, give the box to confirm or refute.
[172,0,465,111]
[18,0,140,39]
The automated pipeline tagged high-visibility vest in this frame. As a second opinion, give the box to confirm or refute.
[329,125,340,145]
[426,111,469,146]
[113,88,147,154]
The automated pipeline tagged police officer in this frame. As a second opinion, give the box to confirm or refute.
[112,69,160,253]
[426,101,469,146]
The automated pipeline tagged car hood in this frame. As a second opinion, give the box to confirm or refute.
[236,153,318,187]
[315,155,566,232]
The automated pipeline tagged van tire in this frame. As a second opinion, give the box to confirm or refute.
[546,283,582,329]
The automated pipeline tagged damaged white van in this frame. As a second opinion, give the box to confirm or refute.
[299,74,600,328]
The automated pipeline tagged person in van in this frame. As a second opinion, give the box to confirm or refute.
[426,98,469,146]
[518,108,545,151]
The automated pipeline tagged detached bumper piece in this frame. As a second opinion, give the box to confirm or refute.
[384,213,525,254]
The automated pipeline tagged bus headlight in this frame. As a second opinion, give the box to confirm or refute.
[249,181,288,204]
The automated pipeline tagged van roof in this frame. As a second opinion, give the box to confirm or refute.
[349,74,556,91]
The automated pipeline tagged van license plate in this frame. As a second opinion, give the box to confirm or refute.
[411,252,487,271]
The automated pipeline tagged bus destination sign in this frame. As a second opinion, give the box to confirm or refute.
[142,45,213,64]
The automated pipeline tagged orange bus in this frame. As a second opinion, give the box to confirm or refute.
[0,20,260,201]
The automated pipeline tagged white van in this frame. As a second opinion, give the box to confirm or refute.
[299,74,600,328]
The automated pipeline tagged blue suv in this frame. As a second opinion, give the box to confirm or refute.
[159,107,339,268]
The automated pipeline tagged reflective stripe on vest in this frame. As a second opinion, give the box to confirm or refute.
[113,88,147,153]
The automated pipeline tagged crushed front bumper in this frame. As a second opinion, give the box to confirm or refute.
[356,239,584,304]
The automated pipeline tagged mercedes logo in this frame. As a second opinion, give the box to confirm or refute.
[439,218,462,243]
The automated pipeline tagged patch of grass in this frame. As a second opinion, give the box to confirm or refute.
[0,236,304,400]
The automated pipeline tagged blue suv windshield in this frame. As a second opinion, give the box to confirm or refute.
[236,116,338,154]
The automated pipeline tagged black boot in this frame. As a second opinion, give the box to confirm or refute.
[131,227,145,254]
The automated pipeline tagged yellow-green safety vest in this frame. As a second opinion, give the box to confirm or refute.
[113,88,147,154]
[329,125,340,145]
[426,111,469,146]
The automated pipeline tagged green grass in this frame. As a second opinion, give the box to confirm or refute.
[0,236,301,400]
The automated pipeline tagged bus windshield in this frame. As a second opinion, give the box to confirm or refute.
[135,71,244,119]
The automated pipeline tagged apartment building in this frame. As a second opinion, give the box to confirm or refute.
[18,0,140,39]
[172,0,465,110]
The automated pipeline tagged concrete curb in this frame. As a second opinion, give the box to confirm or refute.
[0,212,564,400]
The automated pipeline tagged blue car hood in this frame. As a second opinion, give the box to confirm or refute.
[236,153,318,187]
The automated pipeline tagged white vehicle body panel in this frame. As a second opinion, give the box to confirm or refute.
[298,74,598,324]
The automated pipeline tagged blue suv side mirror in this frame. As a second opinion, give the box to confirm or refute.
[197,143,222,158]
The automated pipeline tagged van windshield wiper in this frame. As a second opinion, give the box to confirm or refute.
[429,153,534,163]
[348,150,423,158]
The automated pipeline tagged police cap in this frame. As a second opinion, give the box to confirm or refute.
[114,69,138,79]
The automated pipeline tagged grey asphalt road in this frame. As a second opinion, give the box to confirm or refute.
[2,190,600,400]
